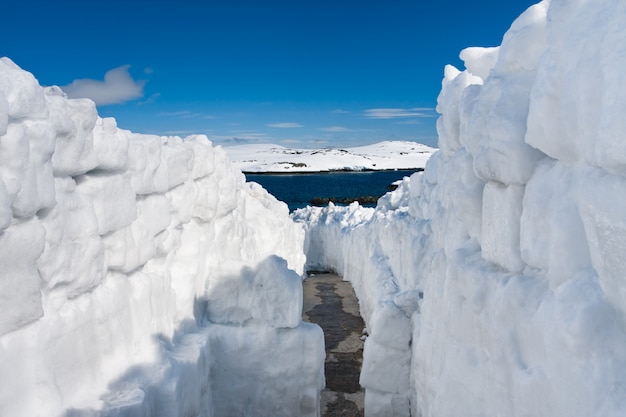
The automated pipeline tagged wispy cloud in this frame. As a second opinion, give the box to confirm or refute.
[232,132,271,140]
[162,129,209,136]
[138,92,160,105]
[332,109,351,114]
[363,107,435,119]
[266,122,303,128]
[319,126,353,132]
[159,110,192,117]
[158,110,215,119]
[61,65,145,106]
[211,132,272,144]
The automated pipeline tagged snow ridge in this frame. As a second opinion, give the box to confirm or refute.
[295,1,626,416]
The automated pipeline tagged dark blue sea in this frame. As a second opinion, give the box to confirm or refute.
[245,169,420,212]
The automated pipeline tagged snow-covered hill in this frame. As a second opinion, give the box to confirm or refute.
[223,141,435,173]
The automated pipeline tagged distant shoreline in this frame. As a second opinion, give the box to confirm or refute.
[243,167,425,176]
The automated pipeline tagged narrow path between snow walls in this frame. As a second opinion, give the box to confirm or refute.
[295,203,415,417]
[303,271,366,417]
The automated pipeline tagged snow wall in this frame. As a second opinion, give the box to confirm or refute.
[294,1,626,416]
[0,57,324,417]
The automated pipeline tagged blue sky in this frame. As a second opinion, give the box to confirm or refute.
[2,0,537,148]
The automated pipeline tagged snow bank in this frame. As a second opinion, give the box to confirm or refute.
[0,57,323,417]
[295,1,626,416]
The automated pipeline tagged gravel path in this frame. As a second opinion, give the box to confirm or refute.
[303,272,365,417]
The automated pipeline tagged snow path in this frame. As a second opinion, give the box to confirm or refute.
[302,272,365,417]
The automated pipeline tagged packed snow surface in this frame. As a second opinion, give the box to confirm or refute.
[0,57,324,417]
[223,141,435,173]
[295,0,626,416]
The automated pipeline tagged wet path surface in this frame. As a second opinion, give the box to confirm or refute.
[303,272,365,417]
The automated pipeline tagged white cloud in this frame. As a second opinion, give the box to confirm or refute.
[62,65,145,105]
[332,109,351,114]
[138,92,160,105]
[364,107,435,119]
[266,122,303,128]
[319,126,353,132]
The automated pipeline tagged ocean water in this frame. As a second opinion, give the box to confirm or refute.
[245,169,420,211]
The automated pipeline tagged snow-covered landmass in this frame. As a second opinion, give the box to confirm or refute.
[295,1,626,416]
[223,141,435,173]
[0,57,324,417]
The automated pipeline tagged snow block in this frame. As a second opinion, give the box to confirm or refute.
[436,65,482,156]
[50,98,99,177]
[103,194,171,273]
[91,117,129,172]
[592,3,626,174]
[206,256,303,328]
[579,169,626,316]
[460,3,548,185]
[0,180,11,231]
[369,301,412,350]
[520,162,592,287]
[192,174,220,221]
[465,73,545,185]
[215,171,243,219]
[364,389,410,417]
[360,338,411,394]
[166,179,198,226]
[481,181,524,273]
[75,172,136,236]
[127,135,169,195]
[0,90,8,136]
[208,322,325,417]
[0,121,56,218]
[493,1,548,74]
[460,46,499,81]
[440,149,484,242]
[162,137,193,189]
[185,134,215,180]
[0,57,46,120]
[37,178,106,297]
[525,1,626,172]
[0,218,45,336]
[66,328,214,417]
